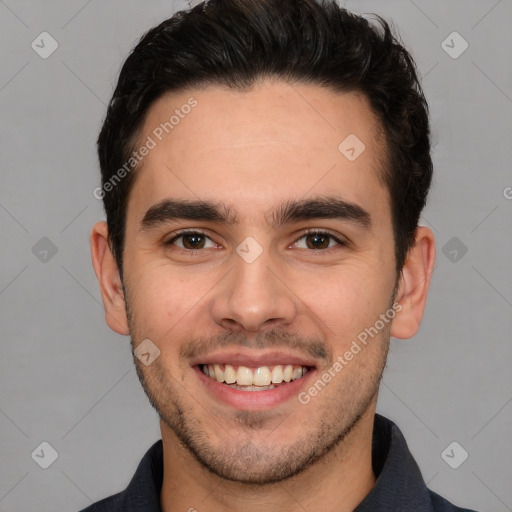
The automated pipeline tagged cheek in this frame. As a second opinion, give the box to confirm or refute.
[297,265,392,348]
[126,261,220,343]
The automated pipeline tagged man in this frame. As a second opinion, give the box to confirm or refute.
[84,0,477,510]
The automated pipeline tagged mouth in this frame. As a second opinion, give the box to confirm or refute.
[191,352,317,410]
[199,363,311,391]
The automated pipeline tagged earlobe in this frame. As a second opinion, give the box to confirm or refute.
[90,221,130,335]
[390,227,436,340]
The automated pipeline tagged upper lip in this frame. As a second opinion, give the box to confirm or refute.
[189,349,317,368]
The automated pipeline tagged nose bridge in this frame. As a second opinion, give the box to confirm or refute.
[211,245,296,332]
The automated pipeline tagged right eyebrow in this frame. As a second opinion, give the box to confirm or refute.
[139,199,238,231]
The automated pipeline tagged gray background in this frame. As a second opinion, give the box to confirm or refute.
[1,0,511,511]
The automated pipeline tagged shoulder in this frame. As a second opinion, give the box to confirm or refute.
[77,491,124,512]
[76,439,163,512]
[429,489,479,512]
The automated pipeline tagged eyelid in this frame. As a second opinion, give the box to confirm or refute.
[165,229,217,248]
[294,228,348,247]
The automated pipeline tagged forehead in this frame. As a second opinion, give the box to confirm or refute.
[129,79,388,222]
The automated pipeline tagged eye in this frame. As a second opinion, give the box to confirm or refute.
[166,231,217,250]
[294,230,345,250]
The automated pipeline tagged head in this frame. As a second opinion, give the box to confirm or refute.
[91,0,435,485]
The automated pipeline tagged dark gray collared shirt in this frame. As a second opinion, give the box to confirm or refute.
[79,414,478,511]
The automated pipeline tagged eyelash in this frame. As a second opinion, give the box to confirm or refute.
[297,229,347,249]
[165,230,218,250]
[165,229,346,251]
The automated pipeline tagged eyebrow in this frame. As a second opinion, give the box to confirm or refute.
[270,196,371,229]
[139,196,371,231]
[140,200,238,230]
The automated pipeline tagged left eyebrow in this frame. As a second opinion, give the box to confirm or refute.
[268,196,372,230]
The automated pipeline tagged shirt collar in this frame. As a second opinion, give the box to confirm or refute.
[120,436,163,511]
[355,413,434,511]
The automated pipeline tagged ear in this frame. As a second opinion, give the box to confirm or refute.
[390,226,436,339]
[90,221,130,335]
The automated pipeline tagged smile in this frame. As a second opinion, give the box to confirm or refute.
[191,350,318,409]
[200,363,309,391]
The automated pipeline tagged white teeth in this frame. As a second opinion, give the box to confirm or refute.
[203,363,308,387]
[236,366,253,386]
[253,367,271,386]
[292,367,303,380]
[224,364,236,384]
[228,384,276,391]
[271,365,284,383]
[214,364,224,382]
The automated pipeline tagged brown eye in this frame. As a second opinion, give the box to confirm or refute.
[167,231,215,250]
[306,233,330,249]
[294,231,344,250]
[182,233,206,249]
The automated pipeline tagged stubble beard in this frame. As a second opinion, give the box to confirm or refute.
[125,291,390,484]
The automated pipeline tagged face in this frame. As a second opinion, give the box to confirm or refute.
[119,80,399,483]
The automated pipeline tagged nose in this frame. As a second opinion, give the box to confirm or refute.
[211,249,297,333]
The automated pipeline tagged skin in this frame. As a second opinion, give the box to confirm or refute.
[91,79,436,512]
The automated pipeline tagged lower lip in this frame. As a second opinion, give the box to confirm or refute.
[193,366,316,410]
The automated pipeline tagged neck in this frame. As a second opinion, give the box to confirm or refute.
[160,406,377,512]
